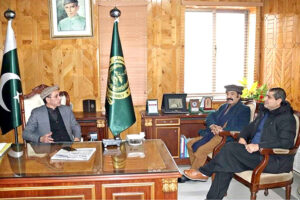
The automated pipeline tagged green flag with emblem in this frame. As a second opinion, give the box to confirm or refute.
[0,18,23,135]
[105,19,136,137]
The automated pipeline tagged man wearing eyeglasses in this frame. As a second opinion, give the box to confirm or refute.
[22,85,81,143]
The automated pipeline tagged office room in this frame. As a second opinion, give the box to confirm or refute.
[0,0,299,199]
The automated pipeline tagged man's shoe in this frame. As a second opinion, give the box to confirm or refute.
[178,175,190,183]
[183,169,209,182]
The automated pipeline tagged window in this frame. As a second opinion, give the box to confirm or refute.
[184,9,256,99]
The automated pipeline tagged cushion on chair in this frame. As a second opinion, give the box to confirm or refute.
[245,101,256,122]
[23,93,69,124]
[24,94,45,124]
[61,95,67,105]
[294,114,299,145]
[235,170,293,185]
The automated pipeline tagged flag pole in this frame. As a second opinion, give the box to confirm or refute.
[102,7,123,149]
[3,9,23,158]
[4,9,19,145]
[14,128,18,144]
[110,6,121,141]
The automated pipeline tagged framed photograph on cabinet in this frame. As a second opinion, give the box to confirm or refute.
[161,93,188,114]
[49,0,93,39]
[146,99,159,116]
[189,99,200,114]
[200,96,213,110]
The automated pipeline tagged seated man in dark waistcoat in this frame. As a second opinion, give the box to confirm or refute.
[22,85,81,143]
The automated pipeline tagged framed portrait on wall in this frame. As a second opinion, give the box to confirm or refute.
[49,0,93,38]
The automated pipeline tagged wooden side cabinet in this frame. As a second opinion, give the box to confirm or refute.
[141,111,207,164]
[74,112,108,141]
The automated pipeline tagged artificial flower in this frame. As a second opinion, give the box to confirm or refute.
[238,78,268,102]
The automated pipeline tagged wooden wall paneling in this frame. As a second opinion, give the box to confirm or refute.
[261,13,275,86]
[182,0,263,7]
[179,6,185,92]
[293,46,300,110]
[281,48,293,100]
[261,0,300,111]
[254,6,261,82]
[147,0,182,108]
[291,11,300,109]
[147,1,163,102]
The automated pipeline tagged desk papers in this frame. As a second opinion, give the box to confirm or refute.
[0,143,11,157]
[51,148,96,161]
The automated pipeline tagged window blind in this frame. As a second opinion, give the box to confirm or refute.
[98,5,147,107]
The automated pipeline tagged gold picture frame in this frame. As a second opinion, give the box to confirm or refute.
[49,0,93,39]
[200,96,213,110]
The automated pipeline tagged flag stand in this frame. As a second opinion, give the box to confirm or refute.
[102,138,122,149]
[8,128,24,158]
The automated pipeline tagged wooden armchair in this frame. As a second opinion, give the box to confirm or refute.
[213,111,300,200]
[20,84,70,129]
[207,100,257,160]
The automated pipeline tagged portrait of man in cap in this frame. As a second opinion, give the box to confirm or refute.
[57,0,86,31]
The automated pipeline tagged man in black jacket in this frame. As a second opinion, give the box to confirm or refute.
[184,87,296,200]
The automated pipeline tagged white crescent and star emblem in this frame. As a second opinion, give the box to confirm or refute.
[0,72,21,112]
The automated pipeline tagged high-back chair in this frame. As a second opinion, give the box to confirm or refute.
[244,100,257,122]
[20,84,70,129]
[207,100,257,159]
[215,111,300,200]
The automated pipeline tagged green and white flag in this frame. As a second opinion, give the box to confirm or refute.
[0,19,22,134]
[105,19,136,137]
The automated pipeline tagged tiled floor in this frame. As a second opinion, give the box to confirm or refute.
[178,165,300,200]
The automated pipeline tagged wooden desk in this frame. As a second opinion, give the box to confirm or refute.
[141,111,207,164]
[0,140,180,199]
[74,112,108,141]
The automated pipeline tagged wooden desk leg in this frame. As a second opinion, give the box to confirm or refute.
[97,119,107,140]
[162,178,178,199]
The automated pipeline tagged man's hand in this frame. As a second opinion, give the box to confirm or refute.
[40,132,54,143]
[74,137,80,142]
[238,138,247,145]
[210,124,223,135]
[245,143,259,153]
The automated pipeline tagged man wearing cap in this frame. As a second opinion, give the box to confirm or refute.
[58,0,86,31]
[184,87,296,200]
[22,85,81,143]
[179,84,250,183]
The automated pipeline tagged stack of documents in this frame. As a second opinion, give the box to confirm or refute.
[51,148,96,161]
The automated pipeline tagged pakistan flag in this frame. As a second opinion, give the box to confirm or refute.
[0,19,22,135]
[105,19,136,137]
